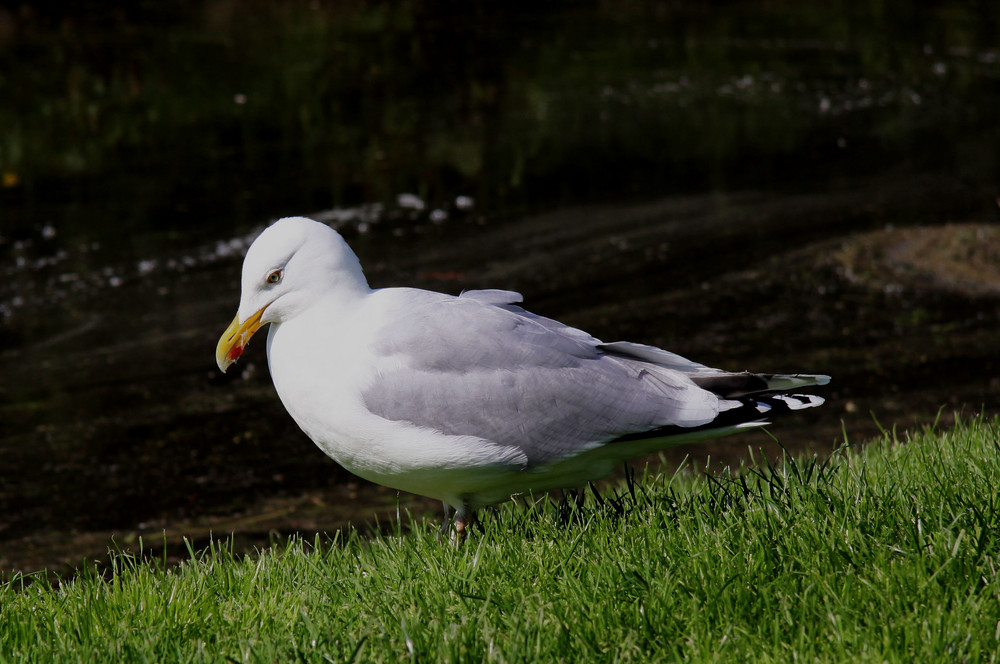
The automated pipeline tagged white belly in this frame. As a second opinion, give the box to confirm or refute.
[264,305,526,505]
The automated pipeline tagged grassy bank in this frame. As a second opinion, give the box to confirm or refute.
[3,416,999,663]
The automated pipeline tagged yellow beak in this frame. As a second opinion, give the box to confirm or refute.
[216,308,267,373]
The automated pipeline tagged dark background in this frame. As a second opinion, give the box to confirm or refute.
[1,0,999,575]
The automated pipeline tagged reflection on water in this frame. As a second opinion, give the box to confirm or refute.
[3,1,999,240]
[1,1,999,575]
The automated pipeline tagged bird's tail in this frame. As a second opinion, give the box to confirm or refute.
[598,339,830,398]
[690,372,830,399]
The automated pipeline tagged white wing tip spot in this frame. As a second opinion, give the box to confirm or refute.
[774,394,826,410]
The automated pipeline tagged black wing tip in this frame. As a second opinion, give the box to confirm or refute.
[692,372,831,399]
[609,392,826,446]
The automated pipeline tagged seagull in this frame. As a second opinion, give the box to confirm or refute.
[216,217,830,535]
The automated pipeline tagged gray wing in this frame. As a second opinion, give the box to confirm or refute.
[363,289,721,467]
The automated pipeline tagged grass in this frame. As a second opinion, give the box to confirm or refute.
[2,415,999,663]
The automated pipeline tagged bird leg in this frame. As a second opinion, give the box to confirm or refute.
[441,502,477,542]
[441,502,455,537]
[454,510,470,540]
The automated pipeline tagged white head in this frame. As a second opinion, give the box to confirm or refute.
[216,217,369,371]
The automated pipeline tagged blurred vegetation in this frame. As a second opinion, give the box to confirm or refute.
[0,0,998,239]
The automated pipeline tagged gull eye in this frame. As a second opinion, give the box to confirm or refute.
[266,269,283,284]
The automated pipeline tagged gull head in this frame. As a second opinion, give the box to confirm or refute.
[215,216,368,372]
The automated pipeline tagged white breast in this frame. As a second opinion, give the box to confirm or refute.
[264,293,525,505]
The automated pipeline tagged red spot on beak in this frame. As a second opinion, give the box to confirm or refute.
[228,345,243,363]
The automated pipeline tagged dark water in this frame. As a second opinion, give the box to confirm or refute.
[2,1,999,575]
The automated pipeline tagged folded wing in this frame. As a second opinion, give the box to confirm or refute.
[363,289,828,468]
